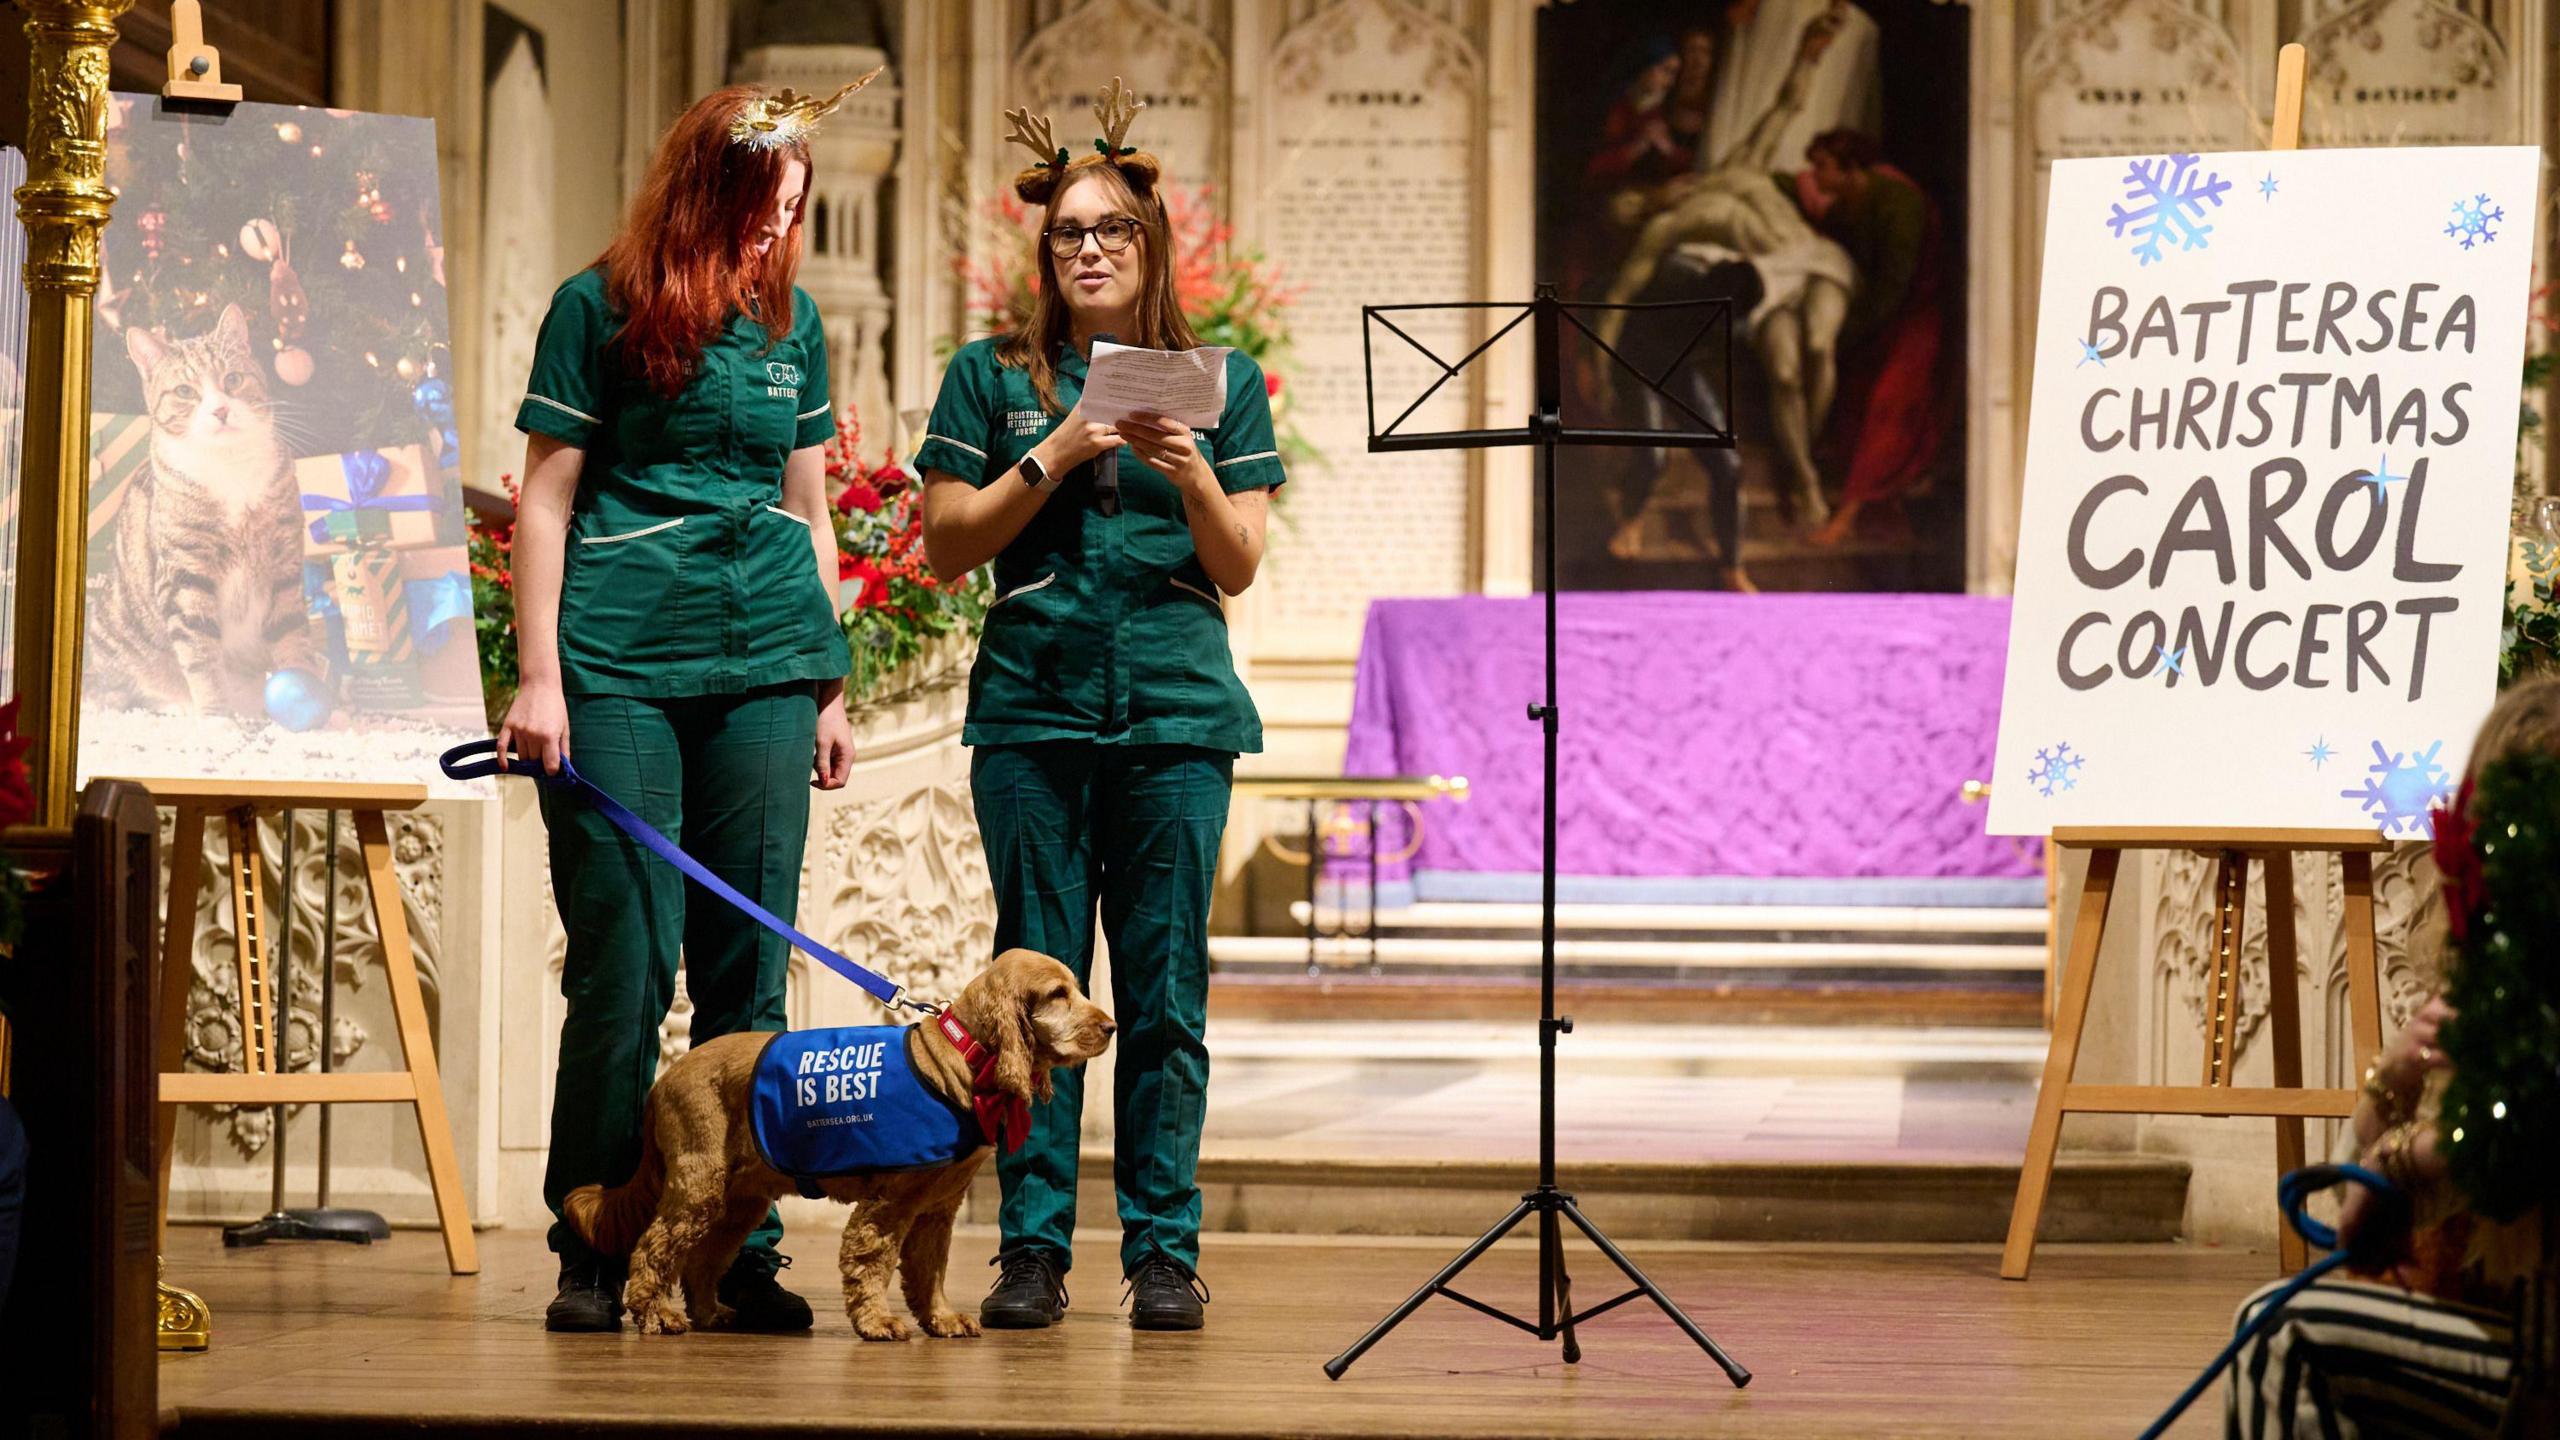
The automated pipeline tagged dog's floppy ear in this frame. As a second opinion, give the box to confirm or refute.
[963,950,1048,1106]
[995,967,1053,1104]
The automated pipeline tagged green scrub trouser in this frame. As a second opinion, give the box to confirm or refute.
[975,742,1233,1276]
[541,684,818,1271]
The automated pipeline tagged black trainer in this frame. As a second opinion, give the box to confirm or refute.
[1125,1252,1208,1332]
[980,1247,1070,1329]
[717,1252,814,1333]
[544,1256,622,1333]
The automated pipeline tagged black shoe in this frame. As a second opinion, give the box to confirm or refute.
[981,1247,1070,1329]
[717,1252,814,1333]
[1125,1253,1208,1332]
[545,1257,623,1333]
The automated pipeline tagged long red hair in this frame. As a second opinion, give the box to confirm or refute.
[597,86,806,397]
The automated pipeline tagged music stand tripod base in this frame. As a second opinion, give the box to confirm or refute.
[1327,286,1751,1383]
[224,1207,389,1247]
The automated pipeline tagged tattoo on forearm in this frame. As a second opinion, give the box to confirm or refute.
[1235,523,1251,552]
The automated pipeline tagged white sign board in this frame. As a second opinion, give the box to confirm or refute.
[1990,146,2539,838]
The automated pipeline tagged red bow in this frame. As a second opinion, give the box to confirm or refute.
[938,1009,1031,1155]
[2430,774,2484,945]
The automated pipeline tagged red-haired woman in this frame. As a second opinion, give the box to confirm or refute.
[500,81,871,1333]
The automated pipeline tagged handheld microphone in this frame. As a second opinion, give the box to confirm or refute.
[1090,332,1122,516]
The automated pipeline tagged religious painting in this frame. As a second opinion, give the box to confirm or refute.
[1537,0,1971,593]
[72,96,485,795]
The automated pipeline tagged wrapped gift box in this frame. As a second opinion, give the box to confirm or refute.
[297,444,449,555]
[86,412,155,570]
[398,546,482,708]
[329,542,427,709]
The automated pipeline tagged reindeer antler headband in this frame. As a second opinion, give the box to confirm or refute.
[729,67,886,150]
[1003,76,1162,203]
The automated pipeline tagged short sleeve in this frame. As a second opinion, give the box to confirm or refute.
[1212,353,1286,494]
[515,270,610,447]
[911,341,1004,487]
[792,289,835,450]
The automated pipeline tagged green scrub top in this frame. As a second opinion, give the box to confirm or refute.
[514,267,853,698]
[912,337,1284,753]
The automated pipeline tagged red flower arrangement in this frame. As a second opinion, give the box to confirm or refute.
[824,409,990,701]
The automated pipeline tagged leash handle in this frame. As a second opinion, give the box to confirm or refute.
[2138,1164,2397,1440]
[440,737,580,785]
[440,738,911,1010]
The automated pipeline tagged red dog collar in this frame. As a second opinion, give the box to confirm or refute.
[937,1008,1031,1154]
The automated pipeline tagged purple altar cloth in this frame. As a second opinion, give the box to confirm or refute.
[1340,593,2038,901]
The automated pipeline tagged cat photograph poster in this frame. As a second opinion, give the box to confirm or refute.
[74,96,486,795]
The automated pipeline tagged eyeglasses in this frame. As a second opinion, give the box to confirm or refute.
[1044,217,1140,259]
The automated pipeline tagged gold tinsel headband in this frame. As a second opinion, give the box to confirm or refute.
[1003,76,1161,203]
[729,67,886,150]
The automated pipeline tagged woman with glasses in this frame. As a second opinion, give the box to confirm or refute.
[913,80,1281,1333]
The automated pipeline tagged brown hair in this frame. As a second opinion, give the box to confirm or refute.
[992,163,1199,415]
[2466,674,2560,779]
[596,86,807,397]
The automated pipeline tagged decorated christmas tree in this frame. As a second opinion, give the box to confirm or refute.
[93,95,452,456]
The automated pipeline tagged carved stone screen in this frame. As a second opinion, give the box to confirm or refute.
[1015,0,1229,194]
[2299,0,2514,148]
[1261,0,1479,657]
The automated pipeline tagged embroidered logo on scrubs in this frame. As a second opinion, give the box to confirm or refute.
[765,360,802,402]
[1005,408,1046,437]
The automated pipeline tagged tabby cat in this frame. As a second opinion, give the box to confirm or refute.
[86,303,319,718]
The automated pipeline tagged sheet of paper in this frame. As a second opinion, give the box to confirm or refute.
[1083,342,1231,429]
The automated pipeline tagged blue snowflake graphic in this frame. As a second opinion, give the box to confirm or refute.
[2028,742,2086,798]
[2445,194,2503,249]
[2339,740,2451,838]
[2305,737,2335,770]
[2105,154,2230,265]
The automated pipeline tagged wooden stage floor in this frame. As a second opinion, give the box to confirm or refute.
[158,1223,2269,1438]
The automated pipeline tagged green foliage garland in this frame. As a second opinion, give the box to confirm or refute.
[2435,751,2560,1222]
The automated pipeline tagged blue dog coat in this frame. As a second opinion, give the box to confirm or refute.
[748,1027,983,1195]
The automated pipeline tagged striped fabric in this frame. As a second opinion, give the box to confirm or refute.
[2225,1276,2514,1438]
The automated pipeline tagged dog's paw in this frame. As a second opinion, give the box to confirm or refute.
[689,1301,737,1332]
[922,1309,981,1339]
[633,1302,689,1336]
[852,1310,916,1342]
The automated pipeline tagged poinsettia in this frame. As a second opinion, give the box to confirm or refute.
[0,694,34,951]
[0,697,35,833]
[825,409,991,701]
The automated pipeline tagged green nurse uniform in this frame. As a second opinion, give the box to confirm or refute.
[913,337,1283,1278]
[516,267,851,1272]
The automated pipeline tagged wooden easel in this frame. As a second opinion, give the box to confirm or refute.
[2001,48,2406,1282]
[148,779,478,1275]
[2000,827,2388,1279]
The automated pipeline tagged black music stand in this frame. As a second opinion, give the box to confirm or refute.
[1322,285,1750,1385]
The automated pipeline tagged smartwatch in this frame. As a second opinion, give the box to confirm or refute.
[1018,451,1059,493]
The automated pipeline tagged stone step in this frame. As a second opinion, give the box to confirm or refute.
[945,1154,2186,1245]
[1207,970,2047,1027]
[1214,933,2043,972]
[1293,899,2052,937]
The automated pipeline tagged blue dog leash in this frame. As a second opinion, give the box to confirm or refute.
[2139,1163,2403,1440]
[440,738,940,1017]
